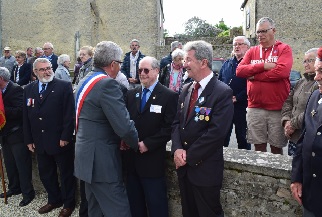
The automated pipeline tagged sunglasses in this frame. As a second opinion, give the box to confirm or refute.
[138,68,153,74]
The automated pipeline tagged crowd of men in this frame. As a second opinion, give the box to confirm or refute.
[0,16,321,217]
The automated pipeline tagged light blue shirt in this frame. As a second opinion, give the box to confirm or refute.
[38,81,47,93]
[141,80,158,103]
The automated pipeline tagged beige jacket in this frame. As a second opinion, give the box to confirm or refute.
[281,73,318,143]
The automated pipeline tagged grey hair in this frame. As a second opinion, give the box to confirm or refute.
[57,54,70,65]
[33,58,52,70]
[171,41,182,51]
[0,67,11,81]
[257,17,275,28]
[171,49,185,60]
[233,36,251,47]
[305,48,318,56]
[183,40,213,69]
[34,47,43,53]
[93,41,123,68]
[43,42,54,49]
[140,56,160,69]
[130,39,140,46]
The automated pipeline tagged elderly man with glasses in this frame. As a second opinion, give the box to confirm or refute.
[236,17,293,155]
[23,58,76,217]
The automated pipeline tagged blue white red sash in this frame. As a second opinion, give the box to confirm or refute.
[75,72,108,132]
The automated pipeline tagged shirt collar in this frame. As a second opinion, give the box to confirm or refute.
[197,72,213,92]
[142,80,158,93]
[1,81,10,93]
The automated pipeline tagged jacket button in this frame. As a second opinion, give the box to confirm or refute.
[313,174,317,178]
[39,118,42,120]
[182,128,184,130]
[41,130,44,133]
[317,132,321,136]
[184,142,187,145]
[312,152,316,157]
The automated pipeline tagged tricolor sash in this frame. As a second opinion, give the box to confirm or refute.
[75,72,108,132]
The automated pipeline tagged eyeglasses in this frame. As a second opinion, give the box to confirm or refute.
[303,59,316,64]
[43,47,52,50]
[113,60,123,64]
[4,51,10,53]
[256,28,273,35]
[36,66,52,72]
[138,68,153,74]
[15,56,22,59]
[233,43,247,47]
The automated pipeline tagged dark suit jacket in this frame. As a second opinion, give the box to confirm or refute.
[291,90,322,216]
[23,78,75,155]
[0,81,24,144]
[171,75,233,187]
[10,63,32,86]
[125,82,178,177]
[42,54,58,72]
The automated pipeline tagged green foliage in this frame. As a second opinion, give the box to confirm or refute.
[182,16,222,37]
[163,29,169,38]
[218,30,230,37]
[215,22,230,31]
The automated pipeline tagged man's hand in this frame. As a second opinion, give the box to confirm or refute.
[128,78,137,84]
[27,143,35,152]
[174,149,187,169]
[264,62,276,70]
[59,140,69,147]
[290,182,302,205]
[138,141,148,153]
[232,96,237,103]
[284,121,295,138]
[120,140,130,150]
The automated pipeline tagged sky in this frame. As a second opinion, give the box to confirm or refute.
[162,0,245,36]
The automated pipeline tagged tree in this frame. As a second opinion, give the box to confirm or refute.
[182,16,222,37]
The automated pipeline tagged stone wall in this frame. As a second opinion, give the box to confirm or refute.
[0,0,162,64]
[166,146,301,217]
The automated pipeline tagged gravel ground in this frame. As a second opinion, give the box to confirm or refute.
[0,180,80,217]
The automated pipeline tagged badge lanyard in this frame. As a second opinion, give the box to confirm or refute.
[259,45,274,61]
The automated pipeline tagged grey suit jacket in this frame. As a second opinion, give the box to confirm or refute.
[74,70,138,183]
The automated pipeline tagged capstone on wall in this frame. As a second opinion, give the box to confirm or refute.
[243,0,322,72]
[0,0,162,64]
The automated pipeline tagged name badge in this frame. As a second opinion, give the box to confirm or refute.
[150,104,162,113]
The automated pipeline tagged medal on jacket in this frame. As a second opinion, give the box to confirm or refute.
[311,109,317,117]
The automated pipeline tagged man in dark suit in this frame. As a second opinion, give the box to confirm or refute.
[42,42,58,72]
[291,48,322,217]
[10,50,32,86]
[0,67,35,207]
[172,40,234,217]
[23,58,75,217]
[124,56,178,217]
[74,41,138,217]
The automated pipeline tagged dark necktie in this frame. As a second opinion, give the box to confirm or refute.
[140,88,149,112]
[39,83,46,99]
[187,82,201,117]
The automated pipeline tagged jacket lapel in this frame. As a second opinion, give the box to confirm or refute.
[141,83,162,114]
[39,79,56,103]
[185,76,216,125]
[135,86,142,113]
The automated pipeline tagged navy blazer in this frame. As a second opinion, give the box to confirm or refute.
[10,63,32,86]
[125,82,178,177]
[171,75,233,186]
[23,78,75,155]
[291,90,322,216]
[0,81,24,144]
[218,56,248,109]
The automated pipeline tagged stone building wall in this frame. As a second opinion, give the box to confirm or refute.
[242,0,322,71]
[0,0,162,64]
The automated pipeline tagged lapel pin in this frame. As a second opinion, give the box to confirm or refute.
[136,93,139,98]
[199,97,204,104]
[311,109,317,117]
